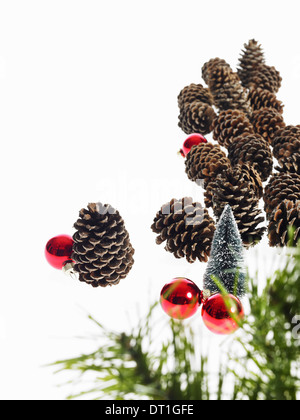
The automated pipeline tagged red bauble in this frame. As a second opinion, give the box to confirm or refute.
[45,235,74,270]
[202,294,244,335]
[180,134,207,157]
[160,278,202,320]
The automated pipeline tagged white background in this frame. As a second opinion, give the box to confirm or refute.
[0,0,299,400]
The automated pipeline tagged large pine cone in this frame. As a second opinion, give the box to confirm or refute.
[268,200,300,247]
[151,197,216,263]
[178,83,214,109]
[207,66,251,114]
[202,58,231,85]
[248,87,284,114]
[272,125,300,169]
[250,64,282,94]
[178,100,217,135]
[213,109,254,148]
[237,39,265,88]
[228,133,273,181]
[72,203,135,288]
[210,168,266,246]
[263,173,300,220]
[251,107,285,144]
[185,142,231,184]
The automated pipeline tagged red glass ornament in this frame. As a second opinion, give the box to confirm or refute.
[160,278,202,320]
[202,294,244,335]
[45,235,74,270]
[180,134,207,157]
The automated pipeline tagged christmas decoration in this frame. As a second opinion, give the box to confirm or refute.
[268,200,300,247]
[201,293,244,335]
[179,133,207,157]
[45,235,74,270]
[160,278,202,320]
[72,203,135,288]
[237,39,265,88]
[227,133,273,182]
[151,198,216,263]
[178,101,216,135]
[212,109,254,148]
[251,107,285,144]
[203,205,246,297]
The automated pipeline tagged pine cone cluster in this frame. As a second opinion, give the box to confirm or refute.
[72,203,135,288]
[151,198,216,263]
[213,109,254,148]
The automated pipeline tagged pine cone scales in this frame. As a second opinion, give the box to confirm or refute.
[264,173,300,220]
[251,108,285,144]
[238,39,265,88]
[178,101,216,135]
[72,203,135,287]
[272,126,300,173]
[178,84,214,108]
[228,133,273,181]
[250,64,282,93]
[151,198,216,263]
[248,87,284,114]
[202,58,231,85]
[213,109,254,148]
[268,200,300,247]
[185,143,231,184]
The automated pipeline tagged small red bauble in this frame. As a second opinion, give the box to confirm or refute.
[45,235,74,270]
[180,134,207,157]
[160,278,202,320]
[202,294,244,335]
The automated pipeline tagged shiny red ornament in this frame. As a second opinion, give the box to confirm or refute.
[160,278,202,320]
[202,294,244,335]
[180,134,207,157]
[45,235,74,270]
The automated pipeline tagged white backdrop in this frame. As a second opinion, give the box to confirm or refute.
[0,0,299,400]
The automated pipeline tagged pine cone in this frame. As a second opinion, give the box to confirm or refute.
[178,100,217,135]
[248,87,284,114]
[185,142,231,184]
[263,173,300,220]
[272,125,300,165]
[207,66,251,114]
[250,64,282,94]
[237,39,265,88]
[178,84,214,109]
[151,197,216,263]
[228,133,273,182]
[268,200,300,247]
[202,58,231,85]
[213,109,254,148]
[275,155,300,176]
[72,203,135,288]
[251,107,285,144]
[210,167,266,246]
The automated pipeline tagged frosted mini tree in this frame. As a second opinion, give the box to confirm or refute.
[203,205,246,297]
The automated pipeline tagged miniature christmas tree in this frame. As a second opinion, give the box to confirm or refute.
[203,205,246,297]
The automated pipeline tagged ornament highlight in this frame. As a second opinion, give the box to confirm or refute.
[180,134,207,157]
[45,235,74,270]
[160,278,202,320]
[201,293,244,335]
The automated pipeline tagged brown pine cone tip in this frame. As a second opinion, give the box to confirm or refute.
[237,39,265,88]
[151,198,216,263]
[250,64,282,94]
[228,133,273,182]
[185,142,231,184]
[248,87,284,114]
[72,203,135,288]
[272,125,300,165]
[251,107,285,144]
[178,101,217,135]
[210,167,266,247]
[178,84,214,109]
[263,173,300,220]
[213,109,254,148]
[202,58,231,85]
[268,200,300,247]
